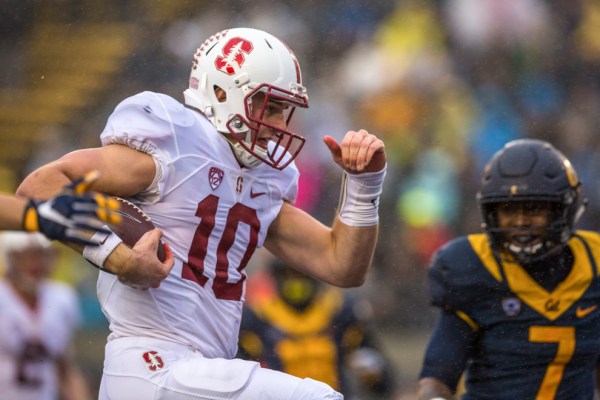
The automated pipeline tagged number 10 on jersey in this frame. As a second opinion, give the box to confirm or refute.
[181,194,260,301]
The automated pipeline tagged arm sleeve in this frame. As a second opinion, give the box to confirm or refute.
[419,310,476,392]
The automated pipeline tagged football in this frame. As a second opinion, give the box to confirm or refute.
[108,197,166,262]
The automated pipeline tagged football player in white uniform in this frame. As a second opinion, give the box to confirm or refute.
[17,28,387,399]
[0,232,91,400]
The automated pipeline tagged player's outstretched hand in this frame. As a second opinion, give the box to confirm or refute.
[23,171,122,245]
[323,129,386,174]
[116,229,175,290]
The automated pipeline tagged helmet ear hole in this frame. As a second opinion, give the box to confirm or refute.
[214,86,226,102]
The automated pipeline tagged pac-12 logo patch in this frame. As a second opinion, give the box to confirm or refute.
[209,167,224,190]
[142,351,164,371]
[502,297,521,317]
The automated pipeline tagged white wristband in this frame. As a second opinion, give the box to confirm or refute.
[338,166,386,227]
[82,229,123,269]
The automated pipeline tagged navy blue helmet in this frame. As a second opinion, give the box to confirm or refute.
[477,139,585,263]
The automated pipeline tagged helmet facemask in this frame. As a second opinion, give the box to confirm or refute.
[482,200,571,264]
[225,83,308,170]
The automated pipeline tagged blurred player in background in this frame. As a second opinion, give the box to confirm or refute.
[0,232,91,400]
[238,258,398,399]
[16,27,386,399]
[418,139,600,399]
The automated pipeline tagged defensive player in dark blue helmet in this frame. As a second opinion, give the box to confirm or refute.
[417,139,600,400]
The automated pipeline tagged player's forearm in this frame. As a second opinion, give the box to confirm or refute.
[322,167,385,286]
[0,195,27,230]
[16,162,72,199]
[327,217,378,287]
[417,377,455,400]
[103,243,135,275]
[265,204,377,287]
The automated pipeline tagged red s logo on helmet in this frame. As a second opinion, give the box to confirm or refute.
[215,38,254,75]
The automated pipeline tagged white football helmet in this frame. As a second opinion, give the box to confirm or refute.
[183,28,309,170]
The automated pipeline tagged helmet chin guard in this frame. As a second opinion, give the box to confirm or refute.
[183,28,309,170]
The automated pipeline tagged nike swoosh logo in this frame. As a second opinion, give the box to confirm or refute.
[250,189,266,198]
[576,305,598,318]
[98,231,112,245]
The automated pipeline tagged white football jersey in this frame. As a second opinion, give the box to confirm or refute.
[0,280,80,400]
[98,91,299,358]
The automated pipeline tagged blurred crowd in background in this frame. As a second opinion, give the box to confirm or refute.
[2,0,600,396]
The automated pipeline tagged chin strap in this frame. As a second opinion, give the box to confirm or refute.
[222,131,266,169]
[230,140,263,168]
[574,201,587,225]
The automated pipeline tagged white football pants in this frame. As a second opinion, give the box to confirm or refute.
[98,337,343,399]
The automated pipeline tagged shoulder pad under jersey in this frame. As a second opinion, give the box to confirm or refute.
[428,235,496,311]
[100,91,197,157]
